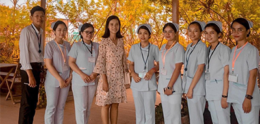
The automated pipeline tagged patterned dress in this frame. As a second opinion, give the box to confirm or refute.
[93,38,128,106]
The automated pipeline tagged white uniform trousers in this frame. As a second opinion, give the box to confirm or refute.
[187,95,206,124]
[161,94,182,124]
[132,89,156,124]
[232,103,259,124]
[208,100,230,124]
[44,85,70,124]
[72,84,97,124]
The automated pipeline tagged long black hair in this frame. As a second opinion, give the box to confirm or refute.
[102,15,123,38]
[231,18,251,37]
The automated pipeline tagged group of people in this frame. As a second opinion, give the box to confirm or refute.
[18,5,260,124]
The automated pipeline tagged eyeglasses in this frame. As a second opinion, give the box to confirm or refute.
[83,31,94,35]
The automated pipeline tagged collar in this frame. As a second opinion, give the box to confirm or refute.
[31,23,41,34]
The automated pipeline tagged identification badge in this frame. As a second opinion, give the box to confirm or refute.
[62,63,69,72]
[160,68,167,75]
[229,72,238,82]
[138,72,147,78]
[205,71,210,80]
[88,57,95,63]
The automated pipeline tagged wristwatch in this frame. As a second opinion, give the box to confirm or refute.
[245,94,253,99]
[167,86,173,90]
[222,95,228,98]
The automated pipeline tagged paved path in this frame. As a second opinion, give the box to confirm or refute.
[0,89,162,124]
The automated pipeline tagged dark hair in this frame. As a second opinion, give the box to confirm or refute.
[80,23,94,39]
[53,21,67,31]
[188,22,202,32]
[231,18,251,37]
[138,26,151,35]
[30,6,45,16]
[163,23,177,32]
[102,15,123,38]
[205,23,221,34]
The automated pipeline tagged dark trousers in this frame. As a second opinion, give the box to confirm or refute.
[18,63,42,124]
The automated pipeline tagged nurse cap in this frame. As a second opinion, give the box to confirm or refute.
[231,18,253,28]
[190,21,206,31]
[206,21,223,32]
[166,22,179,32]
[78,24,83,32]
[51,21,57,30]
[247,20,253,28]
[136,24,152,34]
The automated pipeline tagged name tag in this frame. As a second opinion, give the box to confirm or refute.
[79,67,87,70]
[88,57,95,63]
[229,74,238,82]
[205,72,210,80]
[138,72,147,78]
[160,68,167,75]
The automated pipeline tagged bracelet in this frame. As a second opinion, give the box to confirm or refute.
[222,95,228,98]
[245,94,253,99]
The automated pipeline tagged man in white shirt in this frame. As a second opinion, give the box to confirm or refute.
[18,6,45,124]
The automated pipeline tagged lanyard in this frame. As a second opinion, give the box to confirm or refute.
[162,42,177,68]
[55,41,67,63]
[82,41,93,56]
[232,42,248,72]
[31,24,41,53]
[184,40,200,71]
[207,42,220,70]
[140,43,150,70]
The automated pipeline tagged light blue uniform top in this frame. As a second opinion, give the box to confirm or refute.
[183,40,207,95]
[158,42,185,94]
[227,42,260,106]
[44,40,71,87]
[68,41,99,86]
[205,43,231,100]
[127,43,159,91]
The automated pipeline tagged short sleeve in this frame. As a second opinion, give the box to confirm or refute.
[175,45,185,64]
[68,42,78,59]
[44,43,53,59]
[197,44,207,65]
[127,45,134,62]
[220,45,231,67]
[93,39,107,74]
[154,46,159,62]
[66,42,71,52]
[247,47,259,71]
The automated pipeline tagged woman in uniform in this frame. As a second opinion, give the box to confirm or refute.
[128,24,159,124]
[158,22,184,124]
[183,21,207,124]
[204,21,231,124]
[93,15,128,124]
[227,18,260,124]
[44,21,72,124]
[68,23,99,124]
